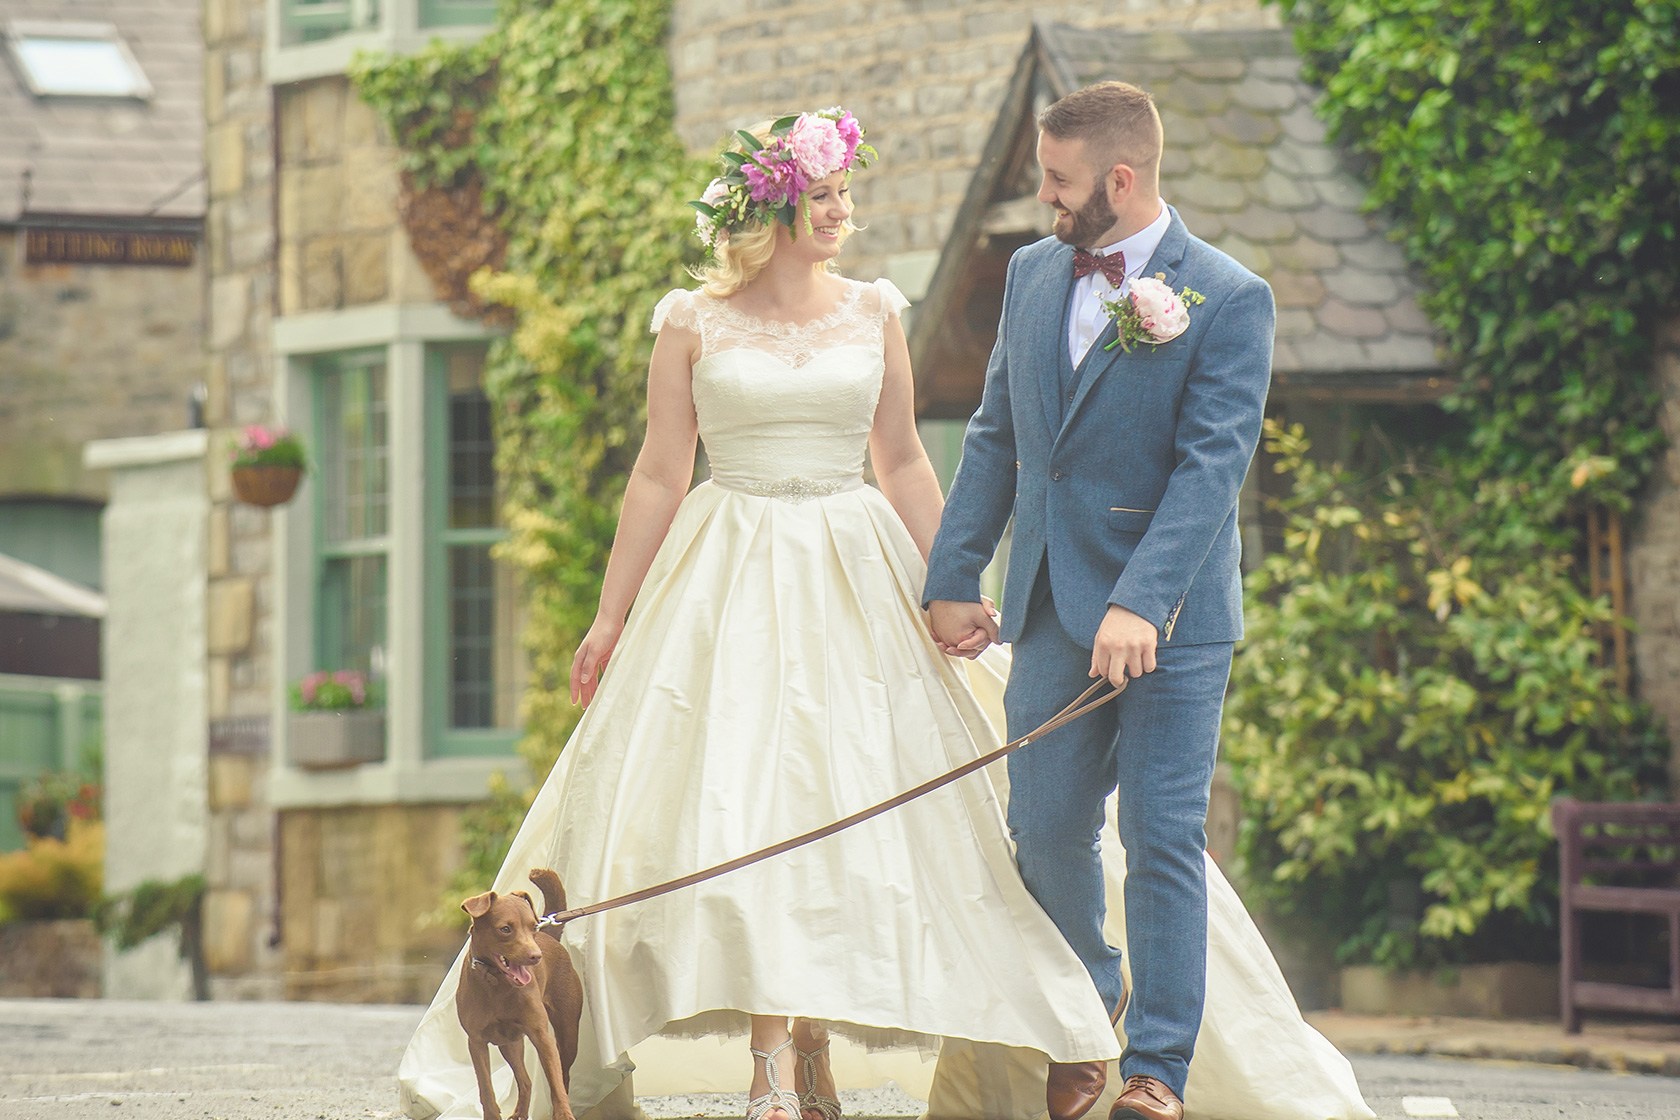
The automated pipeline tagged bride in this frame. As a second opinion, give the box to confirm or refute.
[397,109,1372,1120]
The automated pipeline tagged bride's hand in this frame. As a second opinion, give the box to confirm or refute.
[571,616,625,708]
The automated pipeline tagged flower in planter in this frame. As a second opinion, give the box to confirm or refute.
[230,424,307,472]
[16,773,101,842]
[290,669,382,711]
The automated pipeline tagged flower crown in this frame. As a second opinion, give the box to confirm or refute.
[689,107,877,253]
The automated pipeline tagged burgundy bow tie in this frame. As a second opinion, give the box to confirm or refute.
[1072,248,1128,286]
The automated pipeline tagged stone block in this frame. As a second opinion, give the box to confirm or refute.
[299,78,347,162]
[302,238,344,311]
[290,166,344,240]
[1361,334,1440,370]
[203,55,225,124]
[1315,297,1389,340]
[1292,334,1366,371]
[342,148,398,233]
[1268,136,1341,178]
[208,122,245,199]
[1384,297,1435,335]
[1227,203,1297,243]
[1158,108,1211,147]
[208,577,255,655]
[1297,206,1372,243]
[1338,235,1408,273]
[1270,270,1327,309]
[1341,963,1559,1019]
[1254,168,1317,210]
[1160,148,1192,177]
[1271,236,1340,272]
[1153,79,1232,117]
[204,889,255,974]
[1211,233,1271,274]
[1322,266,1400,307]
[1173,175,1247,213]
[1231,75,1299,112]
[1314,174,1369,212]
[1279,103,1330,144]
[1249,57,1303,82]
[208,504,230,578]
[1275,308,1316,339]
[1208,106,1281,146]
[278,241,303,317]
[1173,204,1225,241]
[342,234,390,306]
[210,274,248,349]
[209,754,255,811]
[1190,140,1268,180]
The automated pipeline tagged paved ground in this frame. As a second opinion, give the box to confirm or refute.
[1308,1009,1680,1077]
[3,999,1680,1119]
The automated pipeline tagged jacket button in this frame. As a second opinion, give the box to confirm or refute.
[1052,470,1063,481]
[1015,460,1021,469]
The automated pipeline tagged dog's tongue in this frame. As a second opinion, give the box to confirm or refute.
[506,962,533,987]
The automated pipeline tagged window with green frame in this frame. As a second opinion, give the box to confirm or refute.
[312,348,390,682]
[418,0,495,28]
[426,344,524,757]
[276,0,492,45]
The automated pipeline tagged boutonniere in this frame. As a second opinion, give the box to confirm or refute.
[1099,273,1206,353]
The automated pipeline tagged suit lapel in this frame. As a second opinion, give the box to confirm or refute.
[1058,208,1189,441]
[1032,242,1076,438]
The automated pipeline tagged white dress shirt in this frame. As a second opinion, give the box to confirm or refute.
[1067,200,1172,367]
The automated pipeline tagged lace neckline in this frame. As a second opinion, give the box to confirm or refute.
[702,282,867,337]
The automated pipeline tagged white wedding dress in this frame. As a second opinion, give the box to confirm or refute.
[397,278,1373,1120]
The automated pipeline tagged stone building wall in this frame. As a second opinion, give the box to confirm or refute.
[1630,314,1680,783]
[669,0,1279,286]
[276,77,438,314]
[0,232,204,499]
[201,0,285,999]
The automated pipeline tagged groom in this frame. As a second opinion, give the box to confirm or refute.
[925,82,1274,1120]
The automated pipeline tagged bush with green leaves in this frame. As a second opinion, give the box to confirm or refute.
[1226,421,1670,967]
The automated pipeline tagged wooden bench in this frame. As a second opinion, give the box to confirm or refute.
[1553,798,1680,1033]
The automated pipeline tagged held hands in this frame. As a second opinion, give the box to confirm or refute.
[570,614,626,708]
[928,597,999,660]
[1091,604,1157,691]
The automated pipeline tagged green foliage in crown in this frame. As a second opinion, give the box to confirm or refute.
[1229,0,1680,966]
[352,0,708,906]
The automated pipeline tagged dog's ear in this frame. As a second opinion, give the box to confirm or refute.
[461,891,496,919]
[510,890,538,919]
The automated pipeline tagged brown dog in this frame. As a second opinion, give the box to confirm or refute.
[456,868,584,1120]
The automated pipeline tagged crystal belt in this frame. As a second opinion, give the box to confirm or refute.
[718,476,861,504]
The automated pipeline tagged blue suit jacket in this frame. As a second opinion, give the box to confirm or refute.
[923,207,1275,647]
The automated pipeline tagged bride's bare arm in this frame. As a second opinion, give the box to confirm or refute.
[868,312,946,562]
[570,325,701,707]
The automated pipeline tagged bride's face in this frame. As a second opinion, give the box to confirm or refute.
[777,172,853,264]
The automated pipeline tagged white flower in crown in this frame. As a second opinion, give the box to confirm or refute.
[694,177,731,247]
[1099,273,1206,353]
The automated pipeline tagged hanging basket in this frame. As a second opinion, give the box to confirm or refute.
[231,465,303,507]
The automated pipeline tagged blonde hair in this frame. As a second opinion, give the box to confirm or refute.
[695,119,859,299]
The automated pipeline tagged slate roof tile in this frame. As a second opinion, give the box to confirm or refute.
[0,0,202,223]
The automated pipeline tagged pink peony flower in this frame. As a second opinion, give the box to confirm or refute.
[742,152,808,209]
[833,111,862,165]
[787,113,847,180]
[1129,278,1190,343]
[242,424,277,451]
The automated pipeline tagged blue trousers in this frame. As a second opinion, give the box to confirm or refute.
[1004,576,1233,1098]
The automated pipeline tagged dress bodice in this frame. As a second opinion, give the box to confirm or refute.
[651,278,910,501]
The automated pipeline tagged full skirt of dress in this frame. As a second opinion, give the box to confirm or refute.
[397,480,1373,1120]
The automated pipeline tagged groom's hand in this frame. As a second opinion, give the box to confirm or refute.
[928,599,999,660]
[1091,604,1158,689]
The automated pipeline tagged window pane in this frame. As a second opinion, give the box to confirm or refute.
[320,554,387,678]
[279,0,379,45]
[449,394,496,530]
[319,354,389,543]
[418,0,496,29]
[448,545,523,729]
[14,37,148,97]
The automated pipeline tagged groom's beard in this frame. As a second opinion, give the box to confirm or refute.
[1053,186,1117,248]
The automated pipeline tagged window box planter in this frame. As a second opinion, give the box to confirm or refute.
[288,709,385,769]
[0,919,101,997]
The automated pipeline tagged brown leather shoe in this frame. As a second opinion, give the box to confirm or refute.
[1046,1060,1106,1120]
[1108,1075,1182,1120]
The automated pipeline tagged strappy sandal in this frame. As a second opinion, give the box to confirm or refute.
[795,1040,842,1120]
[746,1038,802,1120]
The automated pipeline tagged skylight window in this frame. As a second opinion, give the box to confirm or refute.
[5,21,152,99]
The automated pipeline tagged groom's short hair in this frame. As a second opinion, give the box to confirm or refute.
[1038,82,1163,183]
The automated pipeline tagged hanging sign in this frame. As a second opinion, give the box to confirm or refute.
[24,228,196,267]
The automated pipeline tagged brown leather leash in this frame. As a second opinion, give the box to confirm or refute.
[537,677,1119,929]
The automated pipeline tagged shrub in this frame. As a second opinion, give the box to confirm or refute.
[0,819,104,925]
